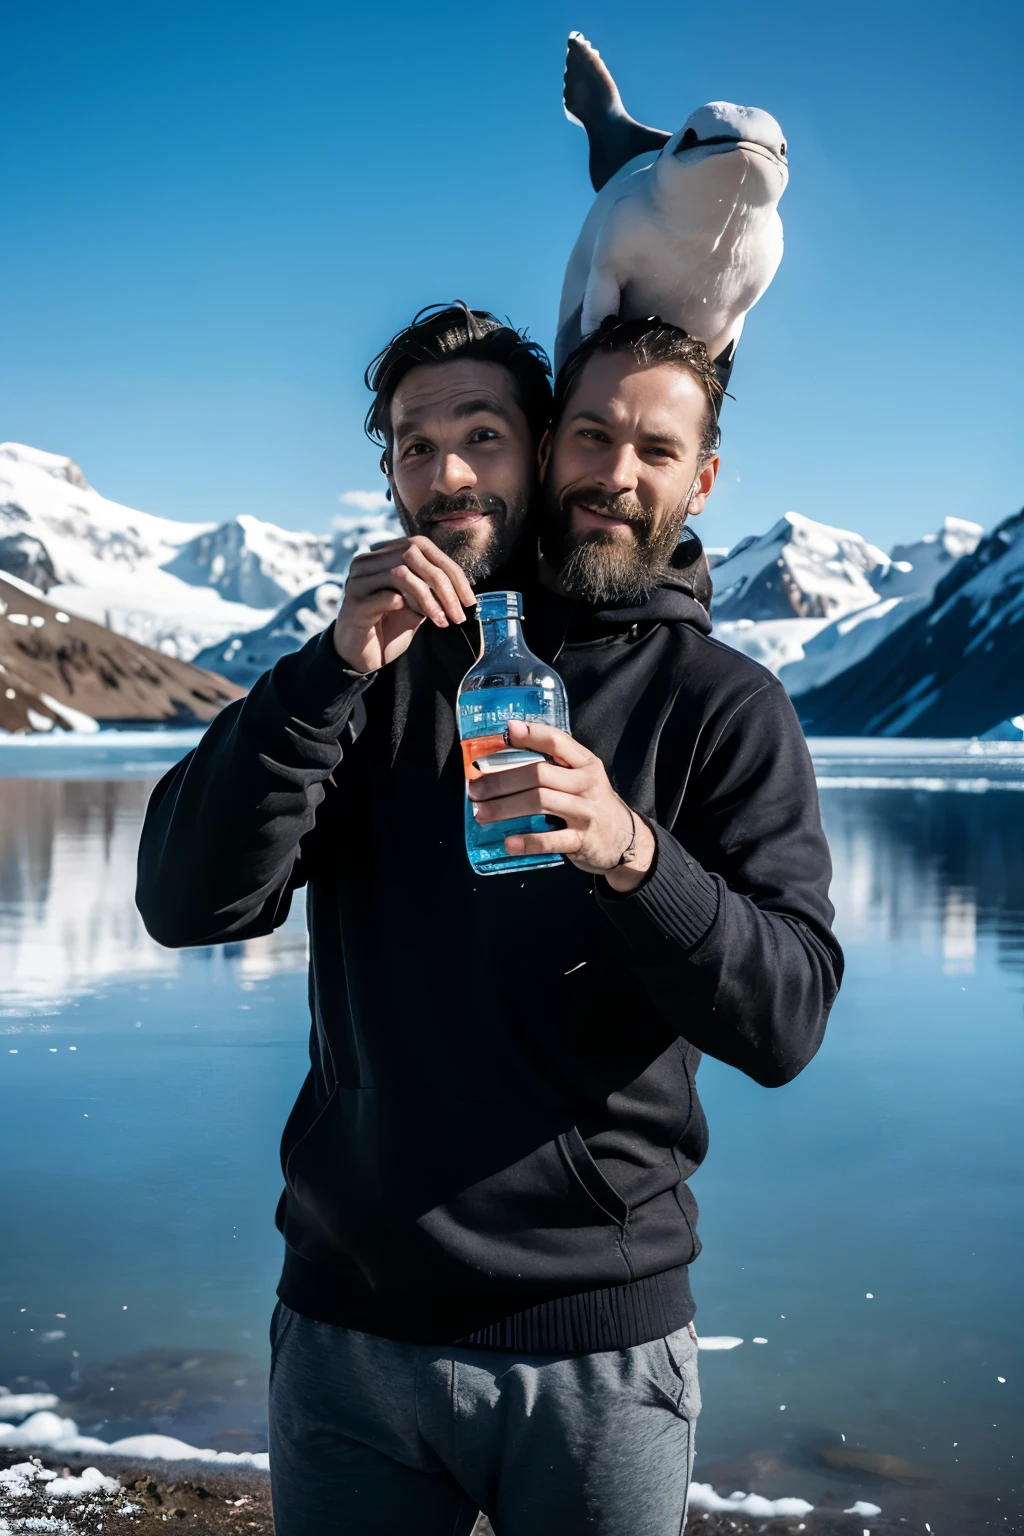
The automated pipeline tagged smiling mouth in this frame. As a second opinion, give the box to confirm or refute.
[575,502,635,529]
[429,510,488,526]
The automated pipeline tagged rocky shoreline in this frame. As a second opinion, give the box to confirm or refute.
[0,1448,894,1535]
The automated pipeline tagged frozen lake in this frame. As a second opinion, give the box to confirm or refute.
[1,739,1022,1529]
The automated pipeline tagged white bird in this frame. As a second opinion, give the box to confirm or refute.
[556,32,789,386]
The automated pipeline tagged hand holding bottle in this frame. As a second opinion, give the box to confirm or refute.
[467,719,657,889]
[333,535,477,673]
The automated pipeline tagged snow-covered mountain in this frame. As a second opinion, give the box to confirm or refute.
[0,443,399,661]
[877,516,983,598]
[710,512,894,675]
[193,580,344,687]
[163,517,336,609]
[713,513,988,683]
[4,441,1017,738]
[712,513,889,623]
[789,507,1024,736]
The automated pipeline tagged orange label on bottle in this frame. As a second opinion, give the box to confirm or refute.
[461,734,508,780]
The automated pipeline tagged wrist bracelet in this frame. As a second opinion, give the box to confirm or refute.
[616,803,638,866]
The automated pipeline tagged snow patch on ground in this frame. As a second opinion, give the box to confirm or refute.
[687,1482,815,1517]
[0,1411,269,1470]
[0,1462,119,1500]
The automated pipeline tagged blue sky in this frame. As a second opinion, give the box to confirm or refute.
[1,0,1021,553]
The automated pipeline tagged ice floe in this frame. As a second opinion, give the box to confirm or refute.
[696,1335,744,1350]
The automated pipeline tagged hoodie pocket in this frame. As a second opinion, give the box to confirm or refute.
[281,1088,636,1288]
[558,1125,630,1226]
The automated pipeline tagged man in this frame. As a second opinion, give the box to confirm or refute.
[137,306,842,1536]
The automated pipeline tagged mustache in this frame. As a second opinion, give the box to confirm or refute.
[416,491,508,523]
[561,488,655,535]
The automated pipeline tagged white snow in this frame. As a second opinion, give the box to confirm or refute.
[0,1410,268,1470]
[696,1336,744,1350]
[714,617,830,676]
[9,1464,119,1500]
[37,697,99,734]
[712,512,887,624]
[192,579,344,684]
[844,1502,883,1517]
[776,594,930,695]
[45,577,275,663]
[880,516,984,598]
[0,442,394,664]
[0,1397,59,1419]
[0,572,48,601]
[687,1482,814,1517]
[713,513,989,695]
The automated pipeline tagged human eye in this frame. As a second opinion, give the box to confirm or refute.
[401,439,434,461]
[468,426,501,443]
[578,427,610,443]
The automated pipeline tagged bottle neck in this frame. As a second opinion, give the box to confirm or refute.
[480,616,521,648]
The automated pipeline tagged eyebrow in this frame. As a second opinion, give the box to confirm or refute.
[394,397,514,439]
[570,409,686,450]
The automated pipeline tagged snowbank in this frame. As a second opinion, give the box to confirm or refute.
[0,1410,268,1471]
[688,1482,815,1517]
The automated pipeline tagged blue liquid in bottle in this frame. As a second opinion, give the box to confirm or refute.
[457,590,570,876]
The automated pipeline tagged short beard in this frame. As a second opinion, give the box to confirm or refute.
[393,488,527,585]
[540,486,695,605]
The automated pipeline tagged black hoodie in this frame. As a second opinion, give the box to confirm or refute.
[136,536,842,1353]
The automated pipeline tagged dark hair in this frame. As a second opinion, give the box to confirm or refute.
[551,316,724,463]
[364,302,553,467]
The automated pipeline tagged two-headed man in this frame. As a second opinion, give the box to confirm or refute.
[137,304,842,1535]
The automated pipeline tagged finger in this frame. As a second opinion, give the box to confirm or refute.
[405,536,477,609]
[505,719,592,769]
[344,589,407,620]
[402,543,469,625]
[368,565,451,623]
[346,538,418,575]
[347,546,470,626]
[471,788,582,825]
[503,829,585,857]
[467,761,580,802]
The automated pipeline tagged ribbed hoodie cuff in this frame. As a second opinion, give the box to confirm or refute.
[596,821,720,953]
[271,622,377,735]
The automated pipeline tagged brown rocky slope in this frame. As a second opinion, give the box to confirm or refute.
[0,575,243,732]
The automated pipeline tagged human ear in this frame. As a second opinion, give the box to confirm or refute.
[686,455,720,517]
[380,451,394,503]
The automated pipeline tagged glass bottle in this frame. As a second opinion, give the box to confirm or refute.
[457,590,570,876]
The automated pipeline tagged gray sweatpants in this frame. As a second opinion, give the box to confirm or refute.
[268,1301,700,1535]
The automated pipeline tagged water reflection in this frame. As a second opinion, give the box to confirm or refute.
[0,779,306,1003]
[0,775,1021,1530]
[823,788,1024,973]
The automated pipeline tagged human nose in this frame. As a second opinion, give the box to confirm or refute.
[431,451,477,496]
[593,442,640,493]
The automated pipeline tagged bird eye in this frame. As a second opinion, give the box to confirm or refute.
[780,141,787,156]
[681,128,699,150]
